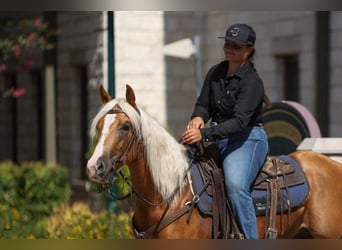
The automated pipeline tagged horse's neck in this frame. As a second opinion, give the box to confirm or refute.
[128,155,194,233]
[128,156,168,228]
[128,153,163,206]
[127,121,190,230]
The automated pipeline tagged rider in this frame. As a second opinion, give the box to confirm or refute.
[182,23,269,239]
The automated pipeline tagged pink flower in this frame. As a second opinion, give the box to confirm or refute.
[10,87,26,98]
[0,63,6,72]
[34,18,42,27]
[12,45,21,58]
[27,33,37,42]
[21,59,34,70]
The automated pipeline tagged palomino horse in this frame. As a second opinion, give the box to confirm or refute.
[87,84,342,239]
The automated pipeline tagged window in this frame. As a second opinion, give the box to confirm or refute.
[0,70,44,162]
[280,55,300,102]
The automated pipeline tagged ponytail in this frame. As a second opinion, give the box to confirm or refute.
[247,49,256,72]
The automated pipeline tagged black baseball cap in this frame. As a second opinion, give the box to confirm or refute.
[218,24,256,46]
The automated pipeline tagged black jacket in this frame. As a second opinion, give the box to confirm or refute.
[191,60,265,141]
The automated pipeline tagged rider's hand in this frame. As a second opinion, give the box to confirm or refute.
[181,127,202,145]
[182,117,204,145]
[186,117,204,129]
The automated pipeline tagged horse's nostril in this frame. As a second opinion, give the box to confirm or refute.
[96,160,105,174]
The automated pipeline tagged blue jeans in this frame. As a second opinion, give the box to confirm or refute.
[216,126,269,239]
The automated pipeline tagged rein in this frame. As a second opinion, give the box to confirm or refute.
[116,163,196,239]
[112,166,191,207]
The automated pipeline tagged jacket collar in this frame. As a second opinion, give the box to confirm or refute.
[220,60,253,80]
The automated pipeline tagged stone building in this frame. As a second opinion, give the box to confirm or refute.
[0,11,341,197]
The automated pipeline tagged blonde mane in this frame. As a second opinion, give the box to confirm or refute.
[90,98,190,203]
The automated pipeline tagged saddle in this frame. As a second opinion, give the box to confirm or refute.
[252,155,309,238]
[188,142,310,239]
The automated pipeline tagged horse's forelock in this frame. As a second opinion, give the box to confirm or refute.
[89,98,142,140]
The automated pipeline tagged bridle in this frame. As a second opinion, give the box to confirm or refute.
[103,108,186,206]
[105,108,140,170]
[102,108,139,199]
[101,108,196,238]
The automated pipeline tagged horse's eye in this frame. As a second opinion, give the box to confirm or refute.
[119,123,130,132]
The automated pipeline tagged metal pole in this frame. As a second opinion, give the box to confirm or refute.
[106,11,120,214]
[315,11,330,136]
[107,11,115,98]
[193,35,202,97]
[43,12,57,164]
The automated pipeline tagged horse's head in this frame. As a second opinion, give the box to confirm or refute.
[87,84,140,183]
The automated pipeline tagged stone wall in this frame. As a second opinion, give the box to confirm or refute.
[114,11,166,126]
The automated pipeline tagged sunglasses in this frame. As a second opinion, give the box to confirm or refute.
[224,41,243,50]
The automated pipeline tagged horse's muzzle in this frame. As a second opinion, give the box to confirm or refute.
[87,157,114,183]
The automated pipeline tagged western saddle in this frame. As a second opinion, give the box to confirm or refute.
[189,142,308,239]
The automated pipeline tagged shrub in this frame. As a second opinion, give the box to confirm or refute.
[19,161,70,220]
[47,202,134,239]
[0,161,70,238]
[0,161,133,239]
[0,161,21,206]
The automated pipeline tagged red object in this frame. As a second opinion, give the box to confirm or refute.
[10,87,26,98]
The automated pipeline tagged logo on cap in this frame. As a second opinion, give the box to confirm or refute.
[230,27,240,37]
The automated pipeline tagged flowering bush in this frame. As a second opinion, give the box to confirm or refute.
[0,15,57,99]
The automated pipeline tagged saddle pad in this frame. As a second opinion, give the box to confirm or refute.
[252,155,310,216]
[189,162,213,215]
[190,155,310,217]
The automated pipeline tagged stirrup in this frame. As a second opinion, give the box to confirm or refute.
[228,233,245,239]
[265,227,278,239]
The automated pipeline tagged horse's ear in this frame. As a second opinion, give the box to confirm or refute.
[125,84,139,111]
[99,85,112,104]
